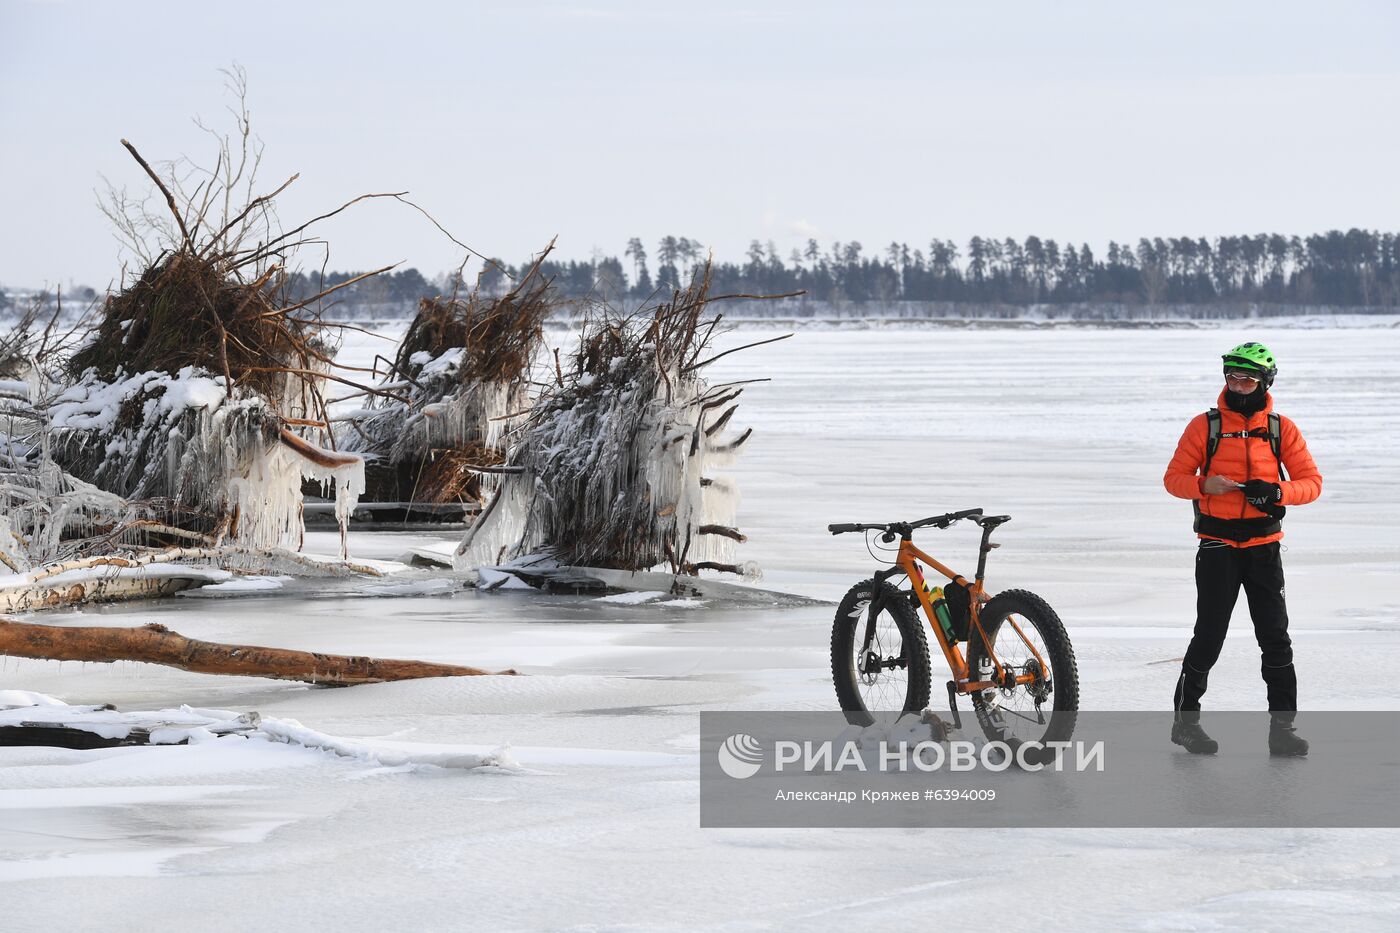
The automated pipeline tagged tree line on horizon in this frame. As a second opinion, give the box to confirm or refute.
[291,229,1400,309]
[12,228,1396,314]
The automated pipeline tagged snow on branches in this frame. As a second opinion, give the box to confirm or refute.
[336,246,557,509]
[43,77,396,556]
[458,263,787,576]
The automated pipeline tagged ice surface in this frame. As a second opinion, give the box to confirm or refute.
[3,323,1398,930]
[179,575,289,594]
[594,589,668,604]
[0,689,64,707]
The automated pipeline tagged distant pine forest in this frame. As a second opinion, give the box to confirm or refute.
[297,229,1400,311]
[9,229,1400,315]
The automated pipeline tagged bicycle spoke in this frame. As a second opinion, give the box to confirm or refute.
[833,580,933,718]
[855,606,908,710]
[973,604,1062,743]
[989,705,1041,727]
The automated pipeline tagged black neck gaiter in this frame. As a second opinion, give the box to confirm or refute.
[1225,386,1267,415]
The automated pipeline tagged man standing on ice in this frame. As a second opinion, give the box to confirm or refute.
[1163,341,1322,757]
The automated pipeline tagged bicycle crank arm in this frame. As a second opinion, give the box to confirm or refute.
[945,680,963,730]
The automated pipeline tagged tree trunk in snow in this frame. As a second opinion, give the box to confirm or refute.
[0,619,516,686]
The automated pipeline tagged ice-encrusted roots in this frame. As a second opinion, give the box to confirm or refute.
[335,261,556,508]
[49,367,362,552]
[458,375,745,572]
[344,375,522,504]
[457,264,762,574]
[0,458,131,572]
[228,443,364,554]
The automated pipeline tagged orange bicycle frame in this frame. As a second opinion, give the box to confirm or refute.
[896,540,1050,696]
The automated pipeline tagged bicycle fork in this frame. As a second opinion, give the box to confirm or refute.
[857,589,903,682]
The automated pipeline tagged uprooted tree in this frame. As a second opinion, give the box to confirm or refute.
[456,263,792,576]
[333,244,559,512]
[0,69,522,682]
[47,72,403,558]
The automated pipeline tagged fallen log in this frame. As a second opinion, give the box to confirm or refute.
[0,618,517,686]
[0,570,215,613]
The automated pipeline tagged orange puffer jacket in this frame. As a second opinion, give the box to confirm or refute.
[1163,391,1323,547]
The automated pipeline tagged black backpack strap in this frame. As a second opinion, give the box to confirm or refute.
[1268,412,1288,481]
[1193,409,1222,533]
[1203,408,1222,475]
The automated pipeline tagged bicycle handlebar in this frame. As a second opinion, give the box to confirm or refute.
[827,508,986,536]
[916,508,985,528]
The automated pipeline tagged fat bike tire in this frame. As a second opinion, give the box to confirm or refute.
[831,580,932,724]
[966,588,1079,749]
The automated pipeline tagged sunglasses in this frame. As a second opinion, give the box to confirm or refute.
[1224,371,1261,385]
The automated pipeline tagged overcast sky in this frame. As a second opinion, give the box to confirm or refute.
[3,0,1398,289]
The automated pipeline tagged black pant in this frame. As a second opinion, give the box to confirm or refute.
[1173,540,1297,713]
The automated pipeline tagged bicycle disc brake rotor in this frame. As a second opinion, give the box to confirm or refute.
[860,651,882,685]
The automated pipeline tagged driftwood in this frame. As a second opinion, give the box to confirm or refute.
[0,618,517,686]
[0,572,210,613]
[0,547,388,615]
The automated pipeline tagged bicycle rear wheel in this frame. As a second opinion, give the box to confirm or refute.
[831,580,932,721]
[966,588,1078,747]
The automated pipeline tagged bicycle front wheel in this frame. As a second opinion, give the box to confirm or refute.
[966,588,1078,747]
[831,580,932,720]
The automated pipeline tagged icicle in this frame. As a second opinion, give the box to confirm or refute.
[297,450,365,560]
[39,365,369,558]
[453,329,760,575]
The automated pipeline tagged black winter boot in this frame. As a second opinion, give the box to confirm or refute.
[1269,716,1309,757]
[1171,716,1219,755]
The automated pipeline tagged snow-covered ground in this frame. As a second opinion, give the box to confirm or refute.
[3,322,1398,931]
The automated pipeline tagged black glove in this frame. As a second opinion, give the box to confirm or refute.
[1241,480,1282,508]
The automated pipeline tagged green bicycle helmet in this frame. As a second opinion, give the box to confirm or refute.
[1222,341,1277,389]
